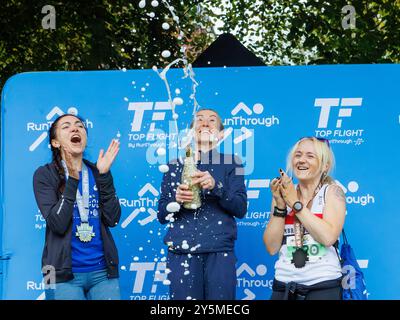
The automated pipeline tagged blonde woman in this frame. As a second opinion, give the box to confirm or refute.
[263,137,346,300]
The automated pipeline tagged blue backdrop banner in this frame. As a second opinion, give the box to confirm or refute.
[1,64,399,300]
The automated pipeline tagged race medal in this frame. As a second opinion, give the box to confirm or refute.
[292,216,308,268]
[292,247,308,268]
[62,161,94,243]
[76,222,95,242]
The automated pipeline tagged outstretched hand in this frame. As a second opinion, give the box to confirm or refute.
[97,139,120,174]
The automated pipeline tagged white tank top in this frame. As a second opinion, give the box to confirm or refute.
[274,184,342,286]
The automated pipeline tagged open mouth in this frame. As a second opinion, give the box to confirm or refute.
[199,129,211,134]
[70,135,82,144]
[297,166,309,171]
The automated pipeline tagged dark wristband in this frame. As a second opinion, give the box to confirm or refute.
[273,206,287,218]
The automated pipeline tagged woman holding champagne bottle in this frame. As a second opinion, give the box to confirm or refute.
[157,109,247,300]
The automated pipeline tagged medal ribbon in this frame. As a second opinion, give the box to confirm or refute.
[293,184,322,249]
[61,160,90,223]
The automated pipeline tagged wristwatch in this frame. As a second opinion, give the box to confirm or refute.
[273,206,287,218]
[292,201,303,214]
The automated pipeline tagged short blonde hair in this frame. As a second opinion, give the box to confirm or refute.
[286,137,335,183]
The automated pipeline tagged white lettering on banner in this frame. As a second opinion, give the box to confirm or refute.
[26,281,45,291]
[245,179,270,199]
[35,210,46,230]
[241,179,270,228]
[28,106,93,152]
[236,263,271,300]
[129,262,169,299]
[128,101,171,132]
[245,211,269,219]
[314,98,364,145]
[224,116,280,127]
[315,98,362,128]
[120,184,160,228]
[223,102,280,128]
[336,180,376,207]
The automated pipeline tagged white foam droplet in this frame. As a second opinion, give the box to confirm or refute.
[218,221,222,225]
[159,164,169,173]
[156,147,166,156]
[186,296,192,300]
[163,279,171,285]
[122,67,127,71]
[184,270,190,276]
[152,65,158,72]
[166,202,180,213]
[161,50,171,58]
[121,265,126,271]
[140,207,146,212]
[139,247,143,251]
[172,113,179,120]
[141,87,146,92]
[175,88,181,95]
[151,0,159,7]
[149,12,155,18]
[162,22,170,30]
[173,97,183,105]
[181,242,189,250]
[133,256,139,261]
[124,97,129,101]
[139,0,146,9]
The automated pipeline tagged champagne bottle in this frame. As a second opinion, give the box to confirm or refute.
[181,147,202,210]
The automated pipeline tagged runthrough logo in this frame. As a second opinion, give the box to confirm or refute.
[27,106,93,151]
[223,102,279,128]
[335,180,375,206]
[236,263,272,300]
[120,183,160,227]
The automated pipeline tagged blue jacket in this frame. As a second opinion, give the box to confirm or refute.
[157,150,247,254]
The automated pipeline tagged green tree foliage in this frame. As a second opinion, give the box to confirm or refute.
[0,0,215,91]
[217,0,400,65]
[1,0,399,93]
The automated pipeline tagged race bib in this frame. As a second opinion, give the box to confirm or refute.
[286,234,327,262]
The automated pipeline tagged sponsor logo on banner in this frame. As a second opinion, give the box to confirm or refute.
[120,183,160,227]
[127,101,177,149]
[314,98,365,145]
[27,106,93,152]
[128,261,170,300]
[237,179,270,229]
[236,263,273,300]
[35,209,46,230]
[335,180,375,206]
[223,102,280,128]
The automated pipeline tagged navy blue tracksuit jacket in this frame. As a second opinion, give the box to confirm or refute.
[157,150,247,254]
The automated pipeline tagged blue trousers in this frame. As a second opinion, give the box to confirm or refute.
[45,269,121,300]
[167,251,237,300]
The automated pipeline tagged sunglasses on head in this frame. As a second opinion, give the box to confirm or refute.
[300,136,330,148]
